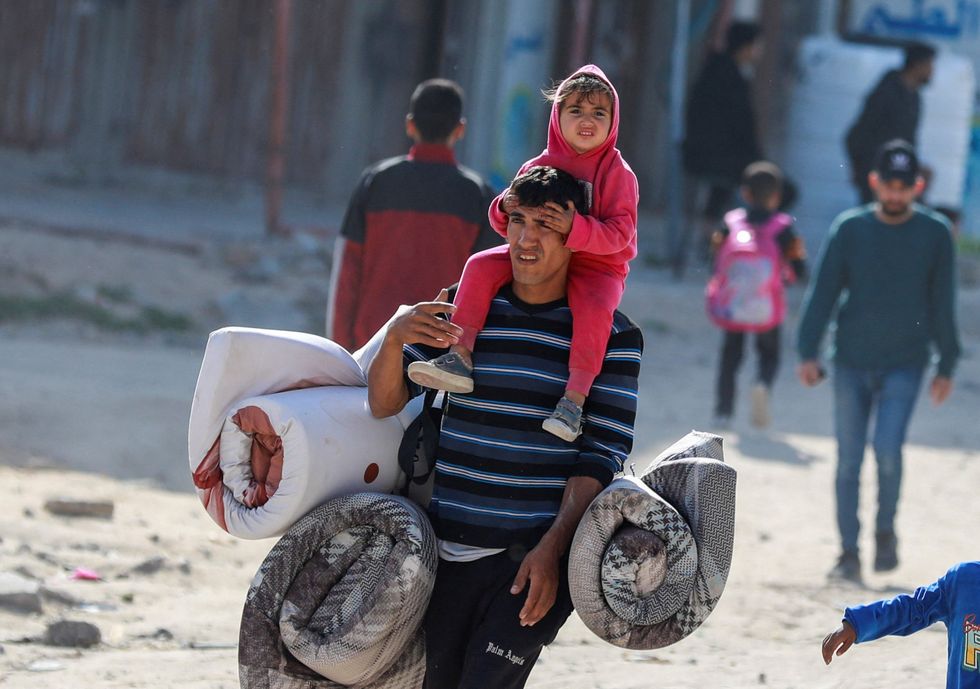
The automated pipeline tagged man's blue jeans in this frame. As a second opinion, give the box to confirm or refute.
[833,363,924,554]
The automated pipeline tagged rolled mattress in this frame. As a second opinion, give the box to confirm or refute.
[188,327,420,539]
[239,492,437,689]
[568,431,736,649]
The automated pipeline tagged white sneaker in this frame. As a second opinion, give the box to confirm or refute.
[750,383,770,428]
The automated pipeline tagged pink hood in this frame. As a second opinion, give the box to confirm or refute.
[490,64,638,267]
[543,64,621,177]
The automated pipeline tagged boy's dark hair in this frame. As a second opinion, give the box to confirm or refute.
[408,79,464,142]
[726,21,761,56]
[903,41,936,70]
[502,166,589,216]
[741,161,784,204]
[543,73,614,113]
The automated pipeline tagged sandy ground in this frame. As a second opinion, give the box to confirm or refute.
[1,222,979,688]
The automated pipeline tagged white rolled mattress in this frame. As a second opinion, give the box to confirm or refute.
[188,327,420,539]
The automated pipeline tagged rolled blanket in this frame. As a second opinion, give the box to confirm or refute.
[188,327,421,539]
[568,431,735,649]
[239,492,438,689]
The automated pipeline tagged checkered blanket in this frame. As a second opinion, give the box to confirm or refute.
[568,431,736,649]
[239,492,437,688]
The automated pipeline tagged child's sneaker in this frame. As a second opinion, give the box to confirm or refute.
[407,352,474,393]
[542,397,583,441]
[750,383,771,428]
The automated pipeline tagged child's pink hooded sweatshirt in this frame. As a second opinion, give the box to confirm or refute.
[488,64,638,266]
[452,65,639,396]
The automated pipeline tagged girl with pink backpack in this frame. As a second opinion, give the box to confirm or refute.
[705,162,806,428]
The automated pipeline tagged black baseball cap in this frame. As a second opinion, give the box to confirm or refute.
[874,139,919,185]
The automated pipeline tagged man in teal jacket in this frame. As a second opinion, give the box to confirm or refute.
[797,139,960,582]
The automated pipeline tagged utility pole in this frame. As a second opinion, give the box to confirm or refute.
[666,0,691,267]
[265,0,293,236]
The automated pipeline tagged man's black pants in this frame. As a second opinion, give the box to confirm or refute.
[715,327,780,417]
[423,550,574,689]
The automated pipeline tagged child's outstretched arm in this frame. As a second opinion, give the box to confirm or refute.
[821,620,857,665]
[563,164,638,257]
[823,570,952,669]
[844,576,949,642]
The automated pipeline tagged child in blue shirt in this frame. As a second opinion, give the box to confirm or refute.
[822,561,980,688]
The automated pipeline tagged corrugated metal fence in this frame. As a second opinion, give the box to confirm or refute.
[0,0,434,187]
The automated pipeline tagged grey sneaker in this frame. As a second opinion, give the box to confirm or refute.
[542,397,583,441]
[750,383,771,428]
[874,531,899,572]
[407,352,474,393]
[828,550,862,583]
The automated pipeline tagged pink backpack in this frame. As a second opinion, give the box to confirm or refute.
[705,209,793,332]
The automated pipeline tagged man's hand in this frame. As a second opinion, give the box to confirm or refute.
[510,539,560,627]
[383,289,462,350]
[368,289,461,418]
[930,375,953,405]
[539,201,576,237]
[797,360,825,387]
[821,620,856,665]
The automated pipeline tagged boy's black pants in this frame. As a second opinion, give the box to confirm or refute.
[423,550,574,689]
[715,327,781,417]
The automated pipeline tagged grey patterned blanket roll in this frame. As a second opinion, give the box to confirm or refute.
[239,493,438,689]
[568,431,736,650]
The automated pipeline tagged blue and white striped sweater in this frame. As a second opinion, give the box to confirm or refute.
[403,286,643,550]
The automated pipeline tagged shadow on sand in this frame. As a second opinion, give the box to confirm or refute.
[734,431,822,466]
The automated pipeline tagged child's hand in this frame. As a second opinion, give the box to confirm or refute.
[540,201,576,237]
[821,621,856,665]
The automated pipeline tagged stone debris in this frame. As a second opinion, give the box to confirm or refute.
[44,619,101,648]
[136,627,174,641]
[27,658,65,672]
[13,565,40,580]
[0,571,43,614]
[188,640,237,650]
[39,585,81,607]
[130,556,166,575]
[43,498,114,519]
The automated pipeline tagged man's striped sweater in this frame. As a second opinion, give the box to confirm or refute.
[403,285,643,551]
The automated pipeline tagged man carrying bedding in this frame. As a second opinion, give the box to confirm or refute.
[368,166,642,689]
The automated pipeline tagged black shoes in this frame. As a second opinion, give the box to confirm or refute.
[874,531,899,572]
[829,550,862,583]
[829,534,899,583]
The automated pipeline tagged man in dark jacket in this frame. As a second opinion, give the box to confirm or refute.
[677,21,763,275]
[845,42,935,204]
[326,79,500,351]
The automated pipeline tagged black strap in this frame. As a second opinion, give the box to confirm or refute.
[397,388,448,494]
[396,282,457,496]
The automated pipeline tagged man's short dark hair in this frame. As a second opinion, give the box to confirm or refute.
[742,161,784,204]
[726,21,761,56]
[502,166,588,216]
[903,41,936,70]
[409,79,464,142]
